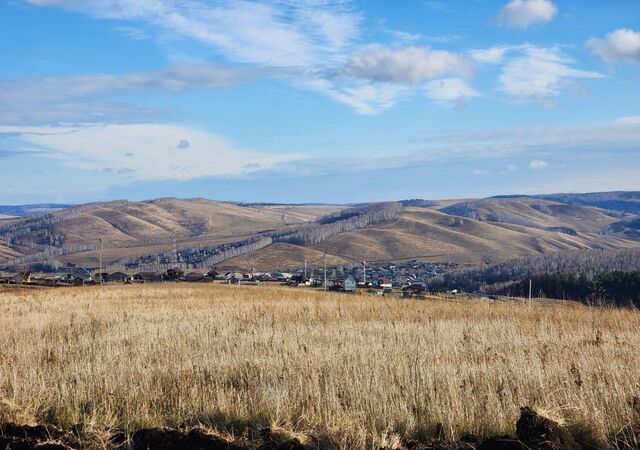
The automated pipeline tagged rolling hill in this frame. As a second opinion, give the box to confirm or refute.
[0,199,344,267]
[2,192,640,271]
[224,205,636,269]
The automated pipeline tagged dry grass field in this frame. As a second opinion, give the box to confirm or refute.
[1,284,639,448]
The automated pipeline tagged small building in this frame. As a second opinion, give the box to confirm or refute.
[206,269,220,279]
[75,267,93,281]
[106,272,129,283]
[133,272,164,282]
[184,272,205,282]
[10,273,31,284]
[343,275,356,292]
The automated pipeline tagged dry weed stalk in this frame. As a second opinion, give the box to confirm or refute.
[0,284,638,448]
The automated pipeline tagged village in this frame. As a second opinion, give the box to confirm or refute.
[0,260,460,297]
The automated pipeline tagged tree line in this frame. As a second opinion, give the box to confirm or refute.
[271,202,401,245]
[429,247,640,306]
[502,272,640,307]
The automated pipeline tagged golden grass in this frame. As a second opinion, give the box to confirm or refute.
[1,284,639,448]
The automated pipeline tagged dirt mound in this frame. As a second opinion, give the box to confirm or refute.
[1,407,634,449]
[0,423,75,449]
[129,427,246,450]
[516,407,580,450]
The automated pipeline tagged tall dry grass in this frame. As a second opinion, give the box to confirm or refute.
[0,284,639,448]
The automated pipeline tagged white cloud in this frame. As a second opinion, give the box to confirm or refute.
[1,123,300,180]
[308,45,477,113]
[0,64,250,124]
[472,169,490,175]
[587,29,640,63]
[506,164,519,172]
[314,82,410,116]
[497,0,557,28]
[497,46,604,104]
[404,121,640,163]
[293,45,477,115]
[615,115,640,126]
[27,0,483,114]
[470,45,519,65]
[529,159,548,169]
[342,45,474,84]
[0,64,247,105]
[424,78,479,106]
[27,0,361,68]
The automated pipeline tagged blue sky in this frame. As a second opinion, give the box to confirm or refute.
[0,0,639,204]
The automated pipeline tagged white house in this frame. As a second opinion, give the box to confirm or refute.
[343,275,356,292]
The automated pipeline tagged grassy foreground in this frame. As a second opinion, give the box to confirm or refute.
[0,284,639,448]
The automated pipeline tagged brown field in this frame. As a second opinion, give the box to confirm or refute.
[1,284,639,448]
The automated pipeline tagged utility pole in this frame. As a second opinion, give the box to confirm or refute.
[304,259,307,281]
[323,252,327,292]
[98,238,103,284]
[363,259,366,285]
[173,235,178,268]
[528,278,532,302]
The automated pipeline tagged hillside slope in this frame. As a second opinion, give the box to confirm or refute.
[3,194,640,270]
[438,198,626,233]
[0,199,343,266]
[223,207,638,269]
[0,238,23,263]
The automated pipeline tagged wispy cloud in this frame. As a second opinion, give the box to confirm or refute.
[26,0,483,115]
[587,29,640,63]
[402,120,640,164]
[496,0,557,28]
[424,78,479,107]
[471,44,604,106]
[272,119,640,175]
[20,0,607,116]
[615,115,640,126]
[0,123,300,180]
[497,46,603,105]
[470,45,518,65]
[0,64,251,124]
[27,0,361,68]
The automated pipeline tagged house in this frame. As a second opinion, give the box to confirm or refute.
[184,272,205,282]
[343,275,356,292]
[206,269,220,279]
[225,272,244,283]
[133,272,164,282]
[10,273,31,284]
[106,272,129,283]
[61,267,92,283]
[256,273,275,282]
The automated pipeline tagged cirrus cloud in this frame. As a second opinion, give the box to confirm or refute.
[497,46,604,105]
[424,78,480,107]
[0,64,251,125]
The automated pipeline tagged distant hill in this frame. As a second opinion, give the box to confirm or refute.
[0,204,73,217]
[494,191,640,215]
[438,197,628,235]
[2,192,640,271]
